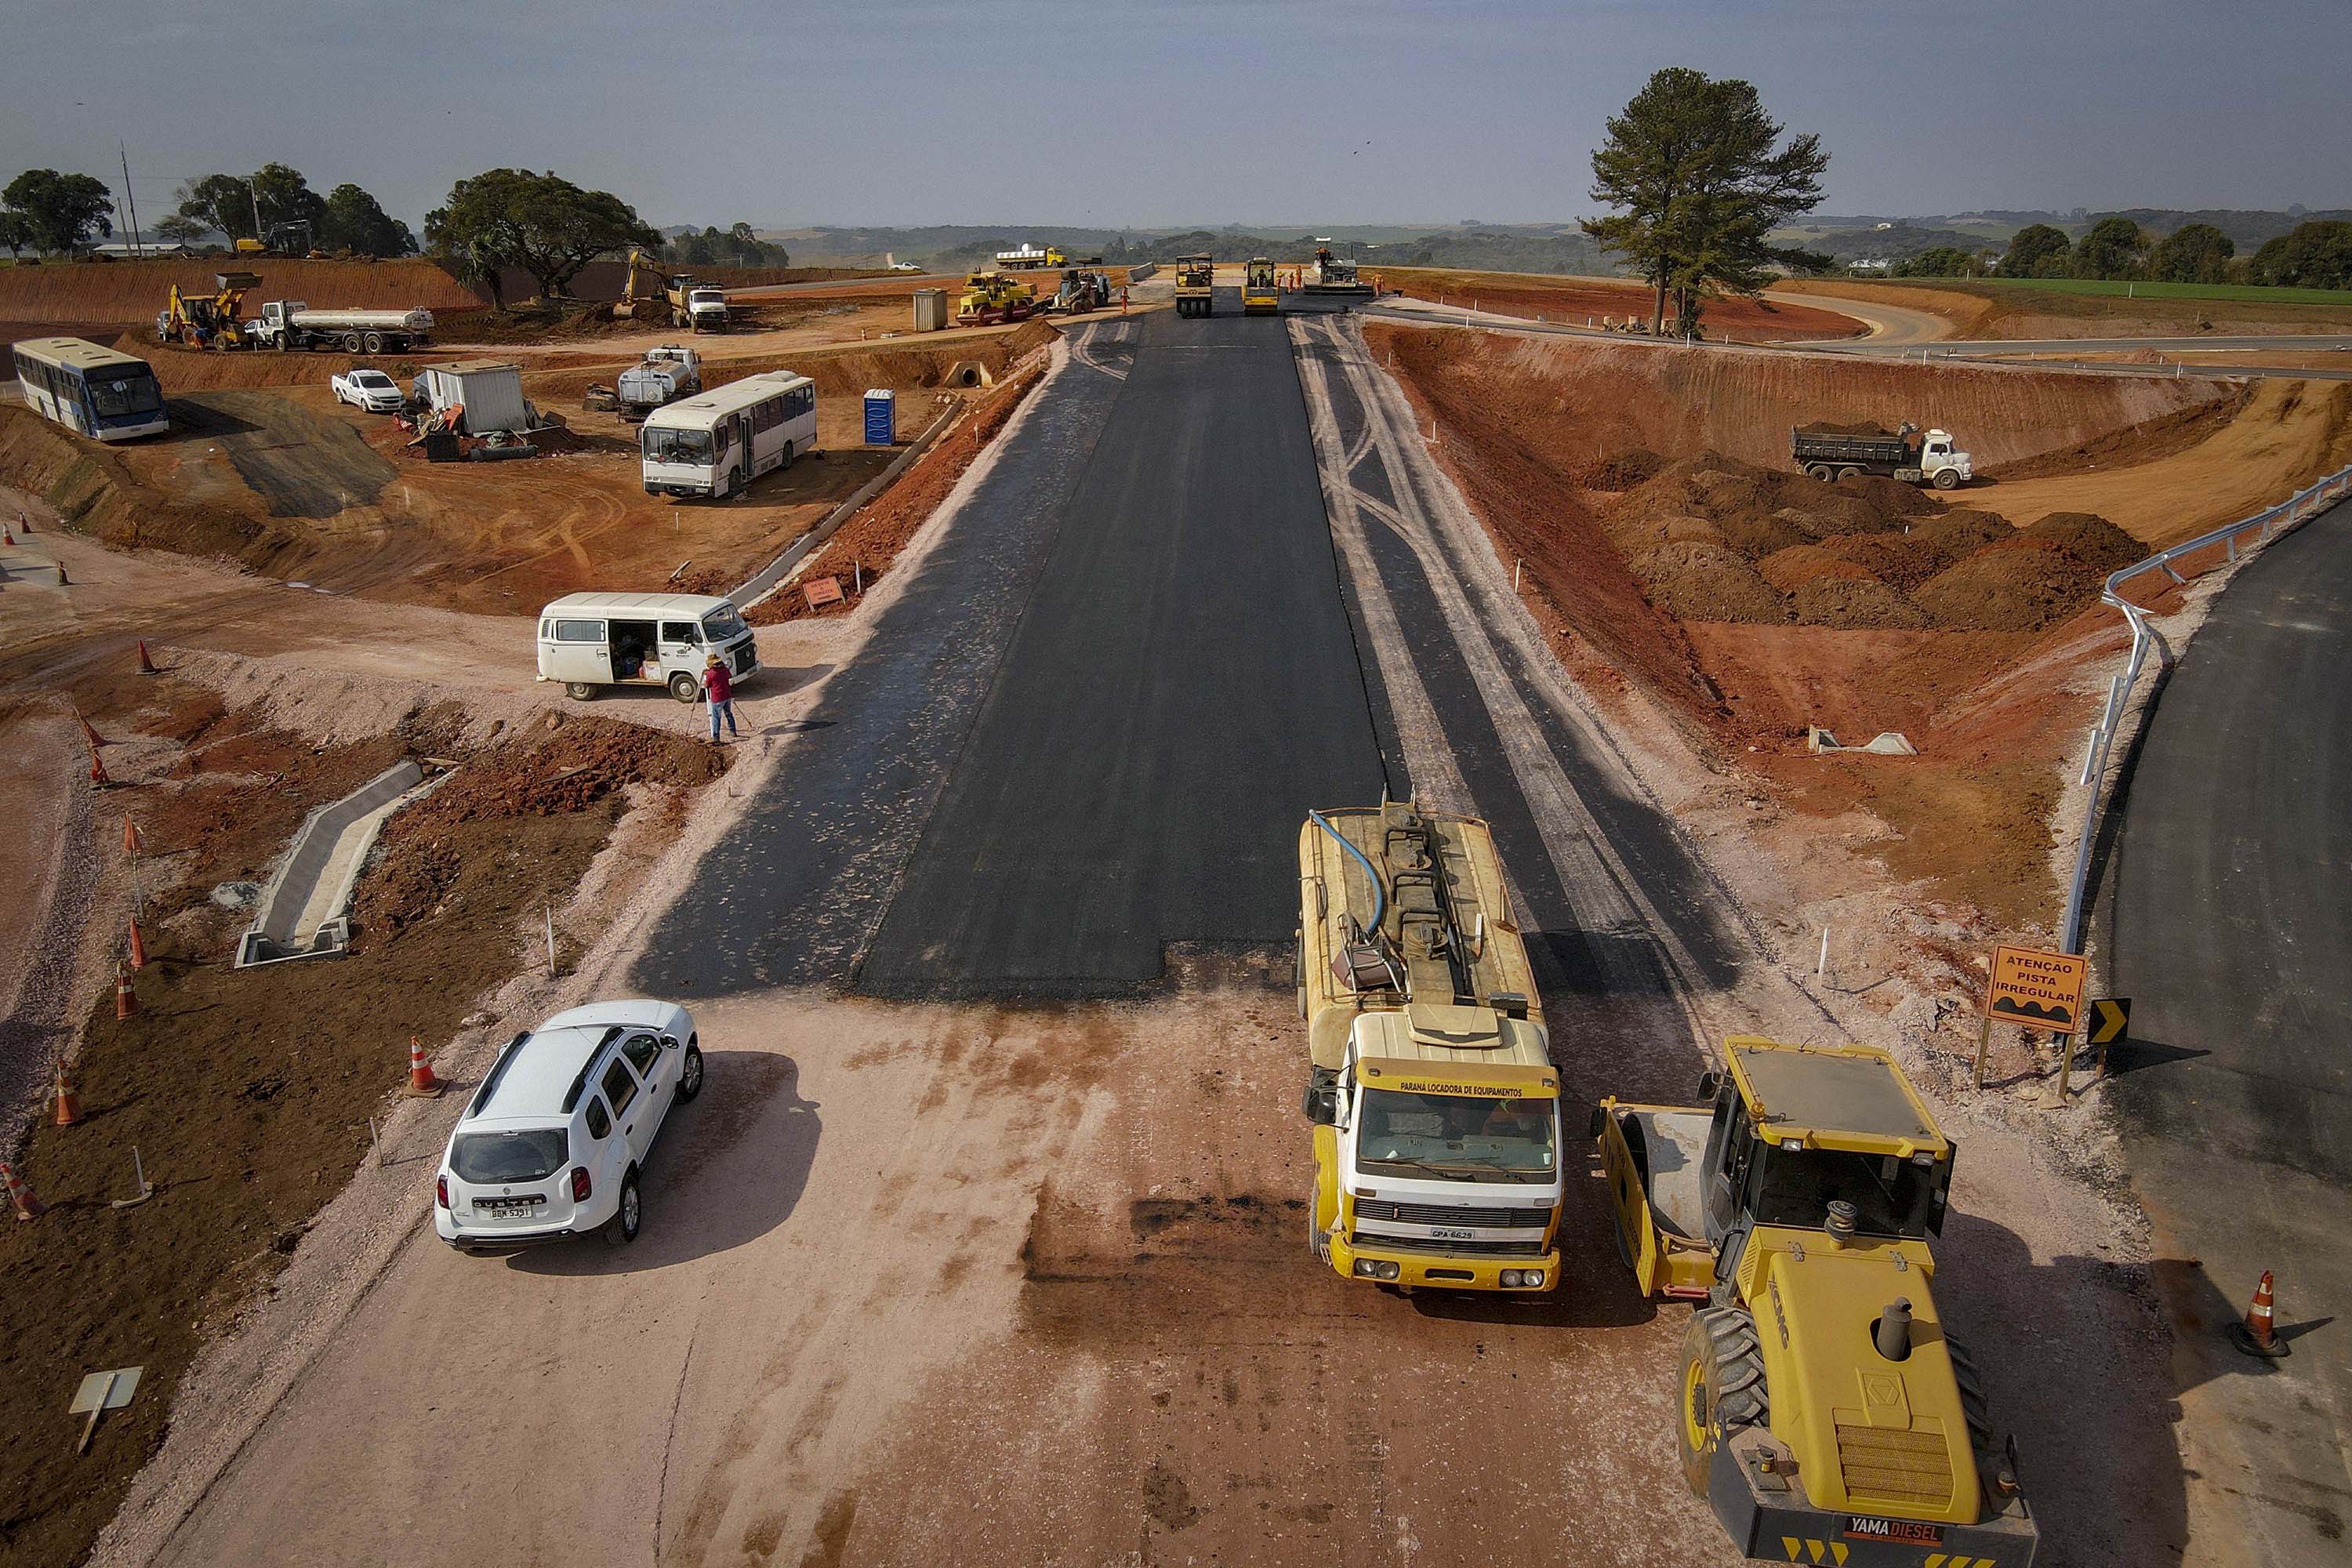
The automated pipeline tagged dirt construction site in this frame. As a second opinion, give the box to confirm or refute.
[3,252,2350,1568]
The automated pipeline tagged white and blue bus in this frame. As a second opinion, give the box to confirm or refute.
[11,337,169,441]
[640,370,815,500]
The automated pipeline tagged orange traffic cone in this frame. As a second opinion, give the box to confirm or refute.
[114,961,137,1020]
[4,526,16,546]
[127,915,147,971]
[2229,1270,2288,1359]
[135,640,160,675]
[89,746,111,786]
[54,562,67,586]
[53,1063,82,1127]
[123,814,144,855]
[403,1034,443,1098]
[2,1161,43,1222]
[72,706,108,749]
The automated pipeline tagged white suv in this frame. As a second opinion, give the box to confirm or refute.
[434,1000,704,1253]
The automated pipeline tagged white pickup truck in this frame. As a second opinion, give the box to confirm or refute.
[246,299,435,355]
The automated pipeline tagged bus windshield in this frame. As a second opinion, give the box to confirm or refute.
[86,369,163,419]
[1355,1088,1556,1182]
[643,426,713,466]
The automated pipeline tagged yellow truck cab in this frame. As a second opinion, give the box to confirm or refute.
[1296,802,1561,1293]
[1597,1040,2038,1566]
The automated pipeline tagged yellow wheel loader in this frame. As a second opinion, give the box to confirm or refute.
[1597,1039,2038,1566]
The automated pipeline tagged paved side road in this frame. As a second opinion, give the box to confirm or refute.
[2103,499,2352,1568]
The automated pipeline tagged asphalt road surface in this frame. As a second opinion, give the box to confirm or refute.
[634,291,1399,1000]
[2102,499,2352,1567]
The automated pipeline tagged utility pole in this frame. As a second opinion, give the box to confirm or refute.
[118,144,143,257]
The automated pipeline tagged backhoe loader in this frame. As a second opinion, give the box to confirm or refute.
[155,271,261,349]
[1596,1039,2038,1565]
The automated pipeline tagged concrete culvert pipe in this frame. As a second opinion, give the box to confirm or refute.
[944,360,991,388]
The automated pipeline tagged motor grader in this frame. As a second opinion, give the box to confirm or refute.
[1595,1039,2038,1566]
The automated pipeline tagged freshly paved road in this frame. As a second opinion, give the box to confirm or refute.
[634,292,1400,999]
[2102,499,2352,1566]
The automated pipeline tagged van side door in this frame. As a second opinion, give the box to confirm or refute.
[658,619,702,678]
[547,616,612,684]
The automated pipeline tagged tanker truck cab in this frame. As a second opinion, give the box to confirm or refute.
[1298,801,1563,1293]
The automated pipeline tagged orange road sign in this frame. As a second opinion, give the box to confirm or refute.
[1986,945,2088,1034]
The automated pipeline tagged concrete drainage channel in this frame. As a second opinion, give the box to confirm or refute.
[234,760,452,967]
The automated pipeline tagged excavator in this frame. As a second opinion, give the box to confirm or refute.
[155,270,262,349]
[615,249,730,331]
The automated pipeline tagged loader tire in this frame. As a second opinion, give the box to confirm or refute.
[1679,1306,1769,1497]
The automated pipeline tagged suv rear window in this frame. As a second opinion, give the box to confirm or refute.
[451,1128,569,1183]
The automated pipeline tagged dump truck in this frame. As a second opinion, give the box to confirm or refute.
[954,270,1037,326]
[1174,253,1215,318]
[670,278,731,332]
[615,345,703,421]
[245,299,434,354]
[994,245,1065,270]
[1241,256,1279,315]
[1595,1039,2038,1566]
[1296,801,1562,1295]
[155,270,261,349]
[1792,423,1972,490]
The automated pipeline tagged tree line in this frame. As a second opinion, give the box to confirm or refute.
[1974,216,2352,289]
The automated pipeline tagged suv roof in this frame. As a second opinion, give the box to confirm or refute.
[468,1025,613,1124]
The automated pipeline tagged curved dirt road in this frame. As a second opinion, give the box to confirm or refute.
[1770,287,1957,345]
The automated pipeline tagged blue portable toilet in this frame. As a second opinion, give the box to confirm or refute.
[862,388,896,446]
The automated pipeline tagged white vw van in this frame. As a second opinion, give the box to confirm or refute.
[535,591,759,702]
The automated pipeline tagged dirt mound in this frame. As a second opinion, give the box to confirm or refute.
[1910,509,2016,560]
[1577,448,1665,490]
[0,404,298,564]
[1758,544,1872,591]
[1791,575,1932,630]
[1835,473,1940,518]
[1629,540,1788,622]
[1913,543,2104,631]
[2018,511,2143,575]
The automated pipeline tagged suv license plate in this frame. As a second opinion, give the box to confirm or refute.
[476,1196,543,1214]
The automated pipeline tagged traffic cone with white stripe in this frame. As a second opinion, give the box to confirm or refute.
[2,1161,44,1221]
[2229,1270,2288,1359]
[403,1034,443,1098]
[53,1063,82,1127]
[114,961,137,1020]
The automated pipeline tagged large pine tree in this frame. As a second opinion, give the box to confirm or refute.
[1583,68,1829,336]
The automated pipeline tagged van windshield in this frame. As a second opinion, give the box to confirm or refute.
[702,604,746,641]
[451,1128,570,1184]
[643,426,713,466]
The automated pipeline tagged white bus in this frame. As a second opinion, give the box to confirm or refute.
[640,370,816,500]
[11,337,169,441]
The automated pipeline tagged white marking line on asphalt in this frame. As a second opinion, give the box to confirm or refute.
[1069,323,1131,382]
[1308,314,1715,1052]
[1292,317,1473,818]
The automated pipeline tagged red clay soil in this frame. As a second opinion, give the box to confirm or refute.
[0,256,485,323]
[1374,320,2165,922]
[750,350,1049,625]
[1377,267,1862,343]
[0,674,725,1568]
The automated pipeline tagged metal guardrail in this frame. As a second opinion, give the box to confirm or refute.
[2057,463,2352,952]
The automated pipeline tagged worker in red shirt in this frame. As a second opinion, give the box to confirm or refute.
[701,652,739,742]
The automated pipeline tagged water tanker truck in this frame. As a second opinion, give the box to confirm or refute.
[1297,801,1562,1295]
[245,299,435,354]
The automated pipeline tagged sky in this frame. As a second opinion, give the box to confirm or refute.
[3,0,2347,236]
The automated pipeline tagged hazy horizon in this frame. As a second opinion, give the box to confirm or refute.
[5,0,2346,237]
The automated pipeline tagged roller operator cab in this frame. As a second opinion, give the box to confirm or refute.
[1597,1040,2039,1566]
[1174,253,1216,318]
[1297,803,1563,1294]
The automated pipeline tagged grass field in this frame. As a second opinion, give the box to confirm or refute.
[1898,275,2352,306]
